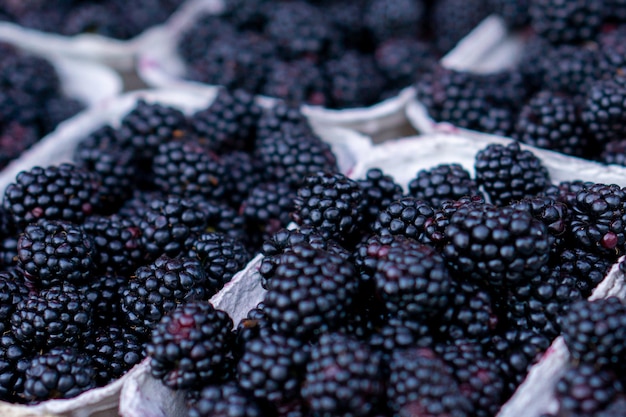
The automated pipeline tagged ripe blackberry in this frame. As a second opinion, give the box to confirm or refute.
[555,364,622,416]
[177,14,237,63]
[422,195,486,245]
[0,122,39,171]
[375,37,437,94]
[324,51,386,109]
[363,0,424,42]
[374,239,454,319]
[241,182,296,242]
[255,103,314,140]
[121,255,207,336]
[22,347,96,403]
[435,340,505,417]
[0,270,30,334]
[601,139,626,167]
[221,151,265,209]
[353,232,405,285]
[292,171,365,244]
[559,247,613,297]
[192,196,249,245]
[387,347,473,417]
[0,333,30,402]
[367,316,434,362]
[582,77,626,146]
[510,195,569,252]
[474,141,551,206]
[237,334,309,406]
[186,232,251,296]
[3,163,101,228]
[514,90,590,157]
[541,44,600,100]
[261,59,329,107]
[84,325,144,385]
[302,332,384,417]
[262,242,358,339]
[42,96,85,134]
[529,0,603,44]
[543,179,595,206]
[478,106,517,137]
[152,139,228,201]
[431,0,490,54]
[188,88,261,154]
[561,297,626,370]
[356,168,404,231]
[407,163,480,209]
[253,129,338,189]
[235,302,272,355]
[187,382,264,417]
[222,0,269,30]
[371,197,434,242]
[11,282,92,351]
[148,301,234,390]
[79,274,127,326]
[17,220,97,287]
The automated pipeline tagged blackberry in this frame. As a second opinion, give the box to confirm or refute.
[121,255,207,336]
[152,139,228,201]
[0,122,39,171]
[477,106,517,137]
[370,197,433,242]
[0,52,60,98]
[11,282,92,351]
[22,347,96,403]
[187,382,264,417]
[489,0,531,28]
[262,242,358,339]
[0,269,30,334]
[422,195,486,245]
[292,171,365,244]
[192,197,249,246]
[431,0,490,54]
[373,239,454,319]
[241,182,296,242]
[582,77,626,146]
[237,334,310,405]
[255,103,314,140]
[509,195,569,252]
[177,13,237,64]
[79,274,127,326]
[221,151,265,209]
[363,0,425,42]
[0,333,30,402]
[601,139,626,167]
[235,302,272,355]
[375,37,437,94]
[529,0,603,44]
[367,316,434,362]
[301,332,384,417]
[559,247,613,297]
[407,164,480,209]
[356,168,404,231]
[17,220,97,287]
[561,297,626,370]
[441,201,551,289]
[514,90,590,157]
[387,347,473,417]
[474,141,551,206]
[3,163,101,228]
[324,51,386,109]
[186,232,251,296]
[188,88,261,154]
[555,364,622,416]
[261,59,329,107]
[41,96,85,134]
[84,325,144,385]
[147,301,234,389]
[541,44,600,100]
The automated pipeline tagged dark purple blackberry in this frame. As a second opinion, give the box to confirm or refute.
[177,13,237,63]
[152,139,228,201]
[475,141,551,206]
[407,163,481,209]
[477,106,517,137]
[147,301,234,389]
[302,332,384,417]
[422,195,486,245]
[324,51,386,109]
[367,316,434,362]
[237,334,309,406]
[514,90,591,157]
[262,242,358,339]
[555,364,622,416]
[529,0,603,44]
[186,232,251,296]
[253,129,339,189]
[261,59,329,107]
[0,333,30,402]
[121,255,207,336]
[234,302,272,356]
[363,0,424,42]
[17,220,97,287]
[0,52,60,98]
[11,282,92,351]
[567,183,626,257]
[192,197,250,247]
[431,0,491,54]
[21,347,96,403]
[561,297,626,370]
[187,382,264,417]
[356,168,404,230]
[0,270,30,334]
[441,201,551,289]
[601,139,626,167]
[559,247,613,297]
[371,197,434,242]
[582,77,626,146]
[3,163,101,228]
[374,239,454,319]
[510,195,569,253]
[241,182,296,242]
[255,103,314,140]
[540,44,601,100]
[41,96,85,134]
[435,340,505,417]
[84,325,144,385]
[387,347,473,417]
[292,171,365,244]
[375,37,437,93]
[489,0,531,28]
[79,274,127,326]
[221,151,265,209]
[188,89,261,154]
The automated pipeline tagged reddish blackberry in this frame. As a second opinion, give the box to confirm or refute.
[407,163,480,209]
[477,106,517,137]
[514,90,590,157]
[148,301,234,390]
[474,141,551,206]
[152,139,228,201]
[601,139,626,167]
[0,52,60,98]
[363,0,424,42]
[0,333,30,402]
[79,274,127,326]
[84,325,144,385]
[356,168,404,230]
[387,347,473,417]
[188,88,261,154]
[0,270,30,334]
[11,283,92,351]
[3,163,101,228]
[431,0,490,54]
[21,347,96,403]
[375,37,437,94]
[374,239,454,319]
[221,151,265,209]
[582,77,626,146]
[17,220,97,287]
[262,242,358,339]
[187,382,264,417]
[529,0,603,44]
[241,182,296,242]
[121,255,207,336]
[301,332,384,417]
[237,334,310,406]
[261,59,329,107]
[559,247,613,297]
[555,364,622,416]
[370,197,433,242]
[441,201,551,289]
[292,171,365,244]
[561,297,626,370]
[186,232,251,296]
